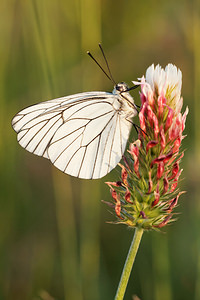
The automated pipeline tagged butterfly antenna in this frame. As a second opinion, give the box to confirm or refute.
[87,51,112,82]
[98,43,116,85]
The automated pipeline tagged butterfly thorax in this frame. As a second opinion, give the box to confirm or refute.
[113,82,137,118]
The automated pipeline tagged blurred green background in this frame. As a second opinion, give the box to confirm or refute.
[1,0,199,299]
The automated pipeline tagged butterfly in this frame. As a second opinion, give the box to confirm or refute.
[12,45,138,179]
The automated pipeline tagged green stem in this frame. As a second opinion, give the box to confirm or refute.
[115,227,144,300]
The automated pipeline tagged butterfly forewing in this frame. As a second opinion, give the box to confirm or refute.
[12,89,135,179]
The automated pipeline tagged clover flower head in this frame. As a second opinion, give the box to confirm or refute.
[106,64,188,230]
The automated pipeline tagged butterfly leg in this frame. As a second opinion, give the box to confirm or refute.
[126,117,147,136]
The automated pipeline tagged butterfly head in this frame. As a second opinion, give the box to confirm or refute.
[115,82,129,93]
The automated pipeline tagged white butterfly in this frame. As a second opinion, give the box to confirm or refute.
[12,46,138,179]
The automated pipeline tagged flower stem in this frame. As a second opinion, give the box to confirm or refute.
[115,227,144,300]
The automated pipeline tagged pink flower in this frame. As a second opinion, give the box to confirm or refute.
[105,64,188,230]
